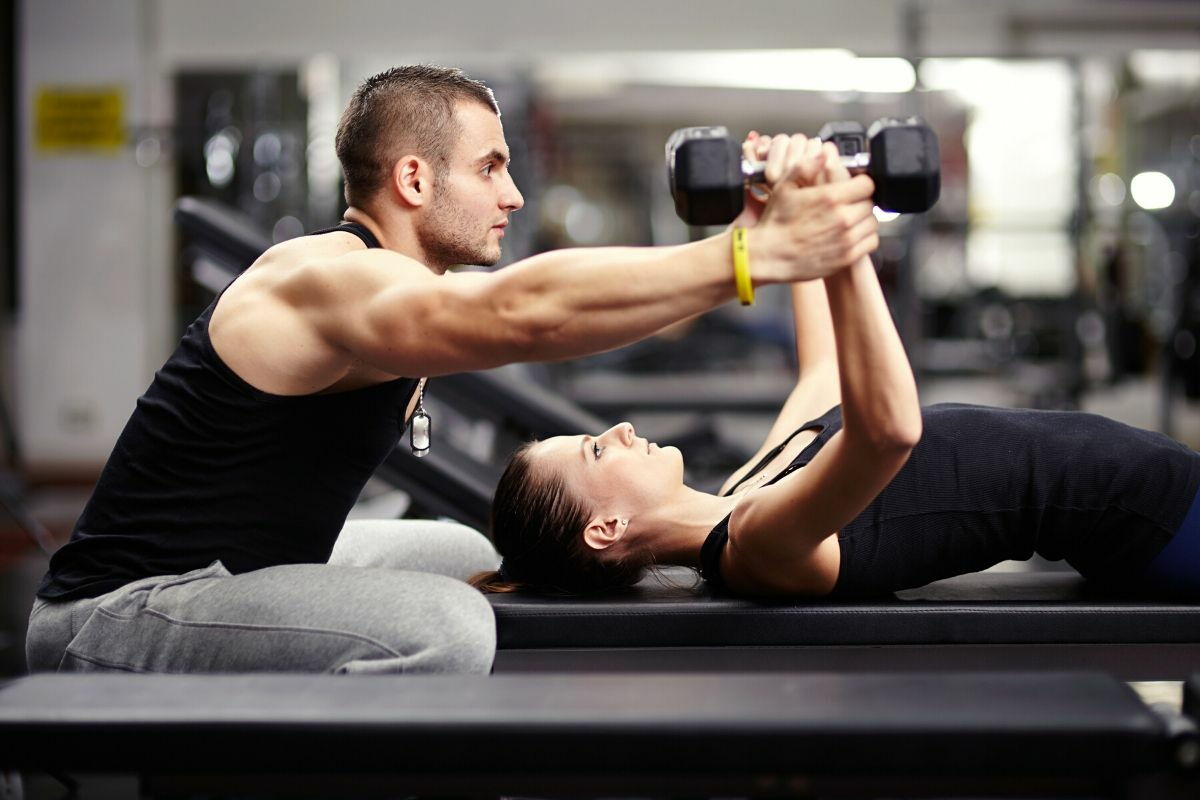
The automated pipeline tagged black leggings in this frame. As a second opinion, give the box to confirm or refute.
[1146,484,1200,598]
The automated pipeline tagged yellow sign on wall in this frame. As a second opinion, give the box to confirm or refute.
[35,87,125,153]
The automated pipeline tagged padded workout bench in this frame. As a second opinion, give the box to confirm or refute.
[489,569,1200,680]
[2,672,1197,798]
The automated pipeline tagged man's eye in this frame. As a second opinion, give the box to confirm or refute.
[592,443,603,460]
[483,164,494,175]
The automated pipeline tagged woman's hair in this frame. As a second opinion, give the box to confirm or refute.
[472,442,649,595]
[335,64,499,209]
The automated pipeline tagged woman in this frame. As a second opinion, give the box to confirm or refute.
[473,134,1200,600]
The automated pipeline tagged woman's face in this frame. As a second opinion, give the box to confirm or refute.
[529,422,686,516]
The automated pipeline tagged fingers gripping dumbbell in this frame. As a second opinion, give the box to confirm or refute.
[666,118,941,226]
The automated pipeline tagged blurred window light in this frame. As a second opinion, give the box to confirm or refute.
[303,53,342,219]
[253,172,282,203]
[920,59,1075,228]
[564,200,607,243]
[253,132,282,167]
[205,147,234,187]
[536,50,916,95]
[1092,172,1126,207]
[1130,171,1176,210]
[967,230,1075,296]
[542,184,610,244]
[923,60,1076,296]
[272,216,306,243]
[204,127,240,189]
[134,136,161,168]
[919,58,1008,107]
[1129,50,1200,88]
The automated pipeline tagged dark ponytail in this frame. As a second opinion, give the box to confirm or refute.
[467,569,521,593]
[482,442,647,595]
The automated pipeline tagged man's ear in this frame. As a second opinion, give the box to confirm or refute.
[390,155,432,208]
[582,515,630,552]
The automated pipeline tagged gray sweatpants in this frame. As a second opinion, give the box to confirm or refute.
[25,519,501,675]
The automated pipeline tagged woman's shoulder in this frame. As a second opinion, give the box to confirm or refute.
[719,517,842,598]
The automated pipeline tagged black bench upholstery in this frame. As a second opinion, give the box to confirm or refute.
[489,569,1200,678]
[1,672,1195,798]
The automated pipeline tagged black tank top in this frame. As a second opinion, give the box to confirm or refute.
[38,222,416,600]
[700,403,1200,598]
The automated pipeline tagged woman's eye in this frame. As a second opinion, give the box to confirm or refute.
[592,443,603,460]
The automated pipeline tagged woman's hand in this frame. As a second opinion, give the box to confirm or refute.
[727,131,772,229]
[747,133,879,282]
[729,131,833,228]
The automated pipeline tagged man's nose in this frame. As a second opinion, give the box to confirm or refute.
[502,176,524,211]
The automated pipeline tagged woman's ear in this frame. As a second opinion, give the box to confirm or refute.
[582,516,629,552]
[390,155,432,208]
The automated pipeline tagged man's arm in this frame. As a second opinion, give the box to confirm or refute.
[293,235,739,377]
[291,143,877,378]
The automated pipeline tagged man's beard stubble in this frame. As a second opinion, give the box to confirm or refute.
[417,185,501,270]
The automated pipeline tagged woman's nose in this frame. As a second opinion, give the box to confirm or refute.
[604,422,635,446]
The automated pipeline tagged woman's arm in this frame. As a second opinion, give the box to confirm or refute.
[718,135,844,496]
[723,145,922,595]
[759,280,842,448]
[717,279,840,496]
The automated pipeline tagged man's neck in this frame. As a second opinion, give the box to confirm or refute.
[342,206,447,275]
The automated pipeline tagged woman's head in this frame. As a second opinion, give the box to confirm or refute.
[476,423,685,595]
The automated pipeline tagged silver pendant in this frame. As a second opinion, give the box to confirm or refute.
[410,409,431,457]
[410,378,431,457]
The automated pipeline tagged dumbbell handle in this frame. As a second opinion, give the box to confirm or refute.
[742,151,872,184]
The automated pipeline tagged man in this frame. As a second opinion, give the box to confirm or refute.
[27,65,878,674]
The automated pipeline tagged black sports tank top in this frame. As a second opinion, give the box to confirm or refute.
[700,407,834,593]
[38,222,416,600]
[700,404,1200,598]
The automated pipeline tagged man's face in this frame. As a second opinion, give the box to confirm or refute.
[417,101,524,269]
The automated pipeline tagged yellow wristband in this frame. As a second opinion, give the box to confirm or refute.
[732,227,754,306]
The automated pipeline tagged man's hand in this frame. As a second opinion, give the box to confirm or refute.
[747,133,879,283]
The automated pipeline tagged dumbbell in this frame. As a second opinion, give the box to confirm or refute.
[666,118,940,226]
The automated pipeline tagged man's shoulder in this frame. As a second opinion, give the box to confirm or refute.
[242,240,429,302]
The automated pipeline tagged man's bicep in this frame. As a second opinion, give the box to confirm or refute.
[320,271,531,377]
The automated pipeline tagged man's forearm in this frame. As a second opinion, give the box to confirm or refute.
[487,232,742,361]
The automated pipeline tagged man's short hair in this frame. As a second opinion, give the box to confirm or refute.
[335,65,499,209]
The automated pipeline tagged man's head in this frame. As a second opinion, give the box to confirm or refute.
[336,65,523,268]
[336,65,499,209]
